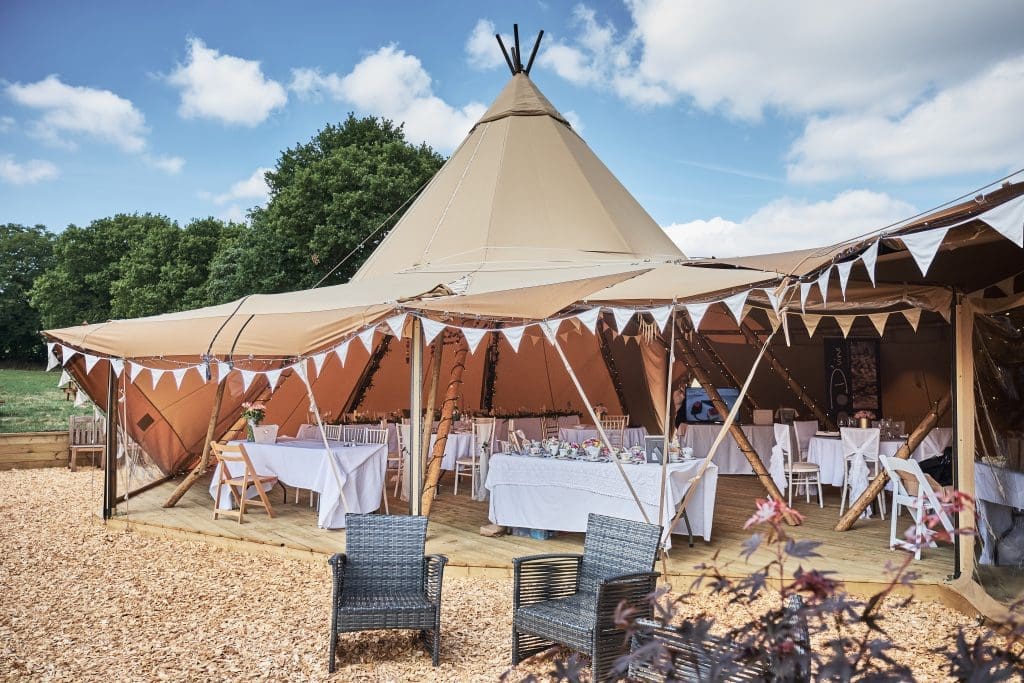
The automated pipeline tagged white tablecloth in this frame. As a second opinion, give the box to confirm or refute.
[209,440,386,529]
[436,431,474,470]
[484,454,718,550]
[975,462,1024,566]
[806,428,953,487]
[682,424,776,474]
[559,425,648,448]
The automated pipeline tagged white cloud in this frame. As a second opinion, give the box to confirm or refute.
[6,75,147,152]
[663,190,915,258]
[168,38,287,126]
[143,154,185,174]
[0,154,59,185]
[0,116,14,133]
[465,19,506,70]
[289,45,486,152]
[787,56,1024,182]
[219,205,249,224]
[205,167,271,205]
[563,110,583,133]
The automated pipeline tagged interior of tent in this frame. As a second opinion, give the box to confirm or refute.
[42,63,1024,621]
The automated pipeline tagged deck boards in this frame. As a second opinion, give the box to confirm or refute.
[114,472,954,589]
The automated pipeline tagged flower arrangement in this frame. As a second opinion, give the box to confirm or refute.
[242,401,266,424]
[582,438,602,448]
[853,410,875,420]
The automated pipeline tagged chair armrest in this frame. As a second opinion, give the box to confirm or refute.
[328,553,347,608]
[596,571,660,631]
[423,554,448,605]
[512,553,583,608]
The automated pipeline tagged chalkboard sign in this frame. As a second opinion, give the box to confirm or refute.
[824,338,881,424]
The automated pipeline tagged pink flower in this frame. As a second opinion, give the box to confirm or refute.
[743,498,805,529]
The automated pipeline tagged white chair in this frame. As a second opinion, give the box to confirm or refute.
[364,427,387,445]
[342,425,366,443]
[839,427,886,519]
[455,418,494,496]
[774,423,823,508]
[600,414,628,448]
[323,424,342,441]
[879,455,955,560]
[793,420,818,458]
[395,423,413,498]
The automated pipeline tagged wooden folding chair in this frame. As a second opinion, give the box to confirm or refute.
[211,441,278,524]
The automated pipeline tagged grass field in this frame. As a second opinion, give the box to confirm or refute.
[0,368,94,433]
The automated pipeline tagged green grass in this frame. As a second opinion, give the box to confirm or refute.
[0,368,94,433]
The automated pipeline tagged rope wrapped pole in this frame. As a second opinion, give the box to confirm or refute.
[422,340,468,515]
[163,380,227,508]
[835,393,951,532]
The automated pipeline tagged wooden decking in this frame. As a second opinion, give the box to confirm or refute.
[109,471,957,597]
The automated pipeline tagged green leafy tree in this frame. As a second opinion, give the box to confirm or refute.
[208,114,444,299]
[0,224,53,362]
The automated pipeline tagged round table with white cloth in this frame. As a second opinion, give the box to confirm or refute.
[559,425,648,448]
[681,423,776,474]
[805,427,952,486]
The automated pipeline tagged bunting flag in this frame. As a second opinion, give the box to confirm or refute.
[902,308,922,332]
[558,332,571,345]
[541,319,560,345]
[386,313,408,339]
[151,368,165,391]
[62,345,78,365]
[979,193,1024,247]
[216,360,232,384]
[292,359,308,382]
[193,364,208,383]
[130,362,145,384]
[781,309,792,347]
[58,369,71,387]
[240,369,258,392]
[461,327,488,354]
[868,312,889,337]
[649,305,672,332]
[46,342,58,371]
[762,288,780,313]
[309,351,327,377]
[901,228,949,275]
[335,340,351,367]
[836,316,857,338]
[575,308,600,333]
[995,275,1016,297]
[421,317,446,345]
[110,358,125,378]
[723,290,748,324]
[799,282,812,313]
[265,368,283,390]
[502,325,526,352]
[938,306,951,323]
[84,354,101,375]
[860,240,879,286]
[73,389,88,407]
[835,261,854,299]
[612,307,634,333]
[816,267,831,308]
[685,302,711,330]
[802,314,823,338]
[356,326,377,353]
[172,367,189,389]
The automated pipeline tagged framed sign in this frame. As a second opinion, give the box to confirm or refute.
[644,436,665,464]
[824,337,881,423]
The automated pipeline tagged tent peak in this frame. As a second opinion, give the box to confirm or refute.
[495,23,544,76]
[474,72,569,129]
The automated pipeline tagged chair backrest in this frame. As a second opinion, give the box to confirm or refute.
[296,423,318,440]
[541,416,560,440]
[70,415,105,446]
[343,425,366,443]
[879,456,955,534]
[793,420,818,456]
[364,427,388,445]
[343,513,427,592]
[472,418,495,456]
[579,513,661,596]
[774,423,797,467]
[840,427,880,462]
[211,441,258,478]
[323,424,342,441]
[397,423,412,454]
[600,415,628,447]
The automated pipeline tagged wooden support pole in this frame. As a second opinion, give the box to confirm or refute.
[675,329,797,524]
[689,328,759,410]
[422,340,468,515]
[835,392,951,532]
[738,322,835,430]
[415,336,444,495]
[102,365,118,519]
[163,380,227,508]
[408,320,424,515]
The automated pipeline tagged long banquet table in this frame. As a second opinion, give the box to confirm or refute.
[484,453,718,549]
[806,428,953,486]
[209,439,386,529]
[682,423,775,474]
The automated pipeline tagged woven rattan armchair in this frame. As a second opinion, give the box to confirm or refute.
[512,513,662,682]
[328,514,447,672]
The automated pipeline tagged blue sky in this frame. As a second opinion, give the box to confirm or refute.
[2,0,1023,256]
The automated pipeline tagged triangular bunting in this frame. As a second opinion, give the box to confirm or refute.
[995,276,1016,297]
[311,351,328,377]
[901,228,949,276]
[802,314,822,338]
[685,302,711,330]
[150,368,165,391]
[648,305,673,332]
[836,316,857,338]
[216,361,232,384]
[461,327,488,354]
[194,364,208,383]
[240,369,257,393]
[58,369,71,387]
[46,342,58,371]
[611,308,634,333]
[172,367,189,389]
[84,354,101,375]
[762,288,780,313]
[421,318,446,345]
[575,308,600,334]
[816,268,831,308]
[110,358,124,378]
[357,326,377,353]
[860,241,879,287]
[541,319,560,345]
[557,331,570,344]
[836,261,854,299]
[265,368,283,390]
[386,313,408,339]
[335,340,351,367]
[868,312,889,337]
[502,326,526,352]
[129,362,145,384]
[938,306,951,323]
[723,290,748,324]
[73,389,88,407]
[61,345,78,365]
[901,308,922,332]
[292,359,308,382]
[979,193,1024,247]
[799,282,812,313]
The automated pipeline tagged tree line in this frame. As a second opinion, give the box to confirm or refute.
[0,115,444,363]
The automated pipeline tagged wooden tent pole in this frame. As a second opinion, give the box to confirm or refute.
[675,326,797,524]
[834,393,951,532]
[408,320,425,515]
[738,322,835,430]
[689,328,759,410]
[422,340,468,515]
[163,380,227,508]
[416,336,444,497]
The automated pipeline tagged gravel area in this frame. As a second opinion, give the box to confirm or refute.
[0,468,1011,681]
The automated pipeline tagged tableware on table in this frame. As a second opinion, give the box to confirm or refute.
[681,446,694,460]
[558,447,569,458]
[585,445,601,459]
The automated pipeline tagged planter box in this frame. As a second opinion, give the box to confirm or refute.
[0,431,71,470]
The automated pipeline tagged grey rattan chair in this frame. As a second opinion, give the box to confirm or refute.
[512,513,662,682]
[328,514,447,672]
